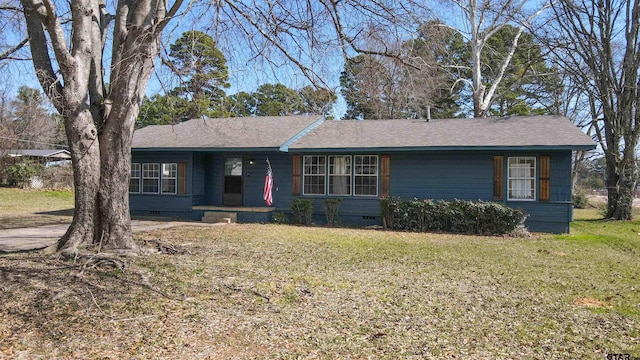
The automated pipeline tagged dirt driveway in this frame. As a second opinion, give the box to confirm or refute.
[0,220,225,253]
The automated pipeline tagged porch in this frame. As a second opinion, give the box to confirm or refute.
[192,205,276,223]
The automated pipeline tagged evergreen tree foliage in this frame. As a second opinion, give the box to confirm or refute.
[138,31,230,126]
[482,26,562,116]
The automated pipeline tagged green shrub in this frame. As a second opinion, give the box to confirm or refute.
[291,198,314,225]
[380,197,527,235]
[323,198,342,226]
[6,159,44,188]
[271,211,289,224]
[572,188,589,209]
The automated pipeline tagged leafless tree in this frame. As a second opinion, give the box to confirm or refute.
[10,0,435,255]
[7,87,61,149]
[553,70,602,188]
[438,0,549,117]
[18,0,183,254]
[545,0,640,219]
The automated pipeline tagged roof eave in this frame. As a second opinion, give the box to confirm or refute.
[287,145,597,153]
[132,147,284,152]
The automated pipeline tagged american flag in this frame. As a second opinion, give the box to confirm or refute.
[263,159,273,206]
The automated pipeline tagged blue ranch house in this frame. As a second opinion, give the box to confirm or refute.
[130,115,595,233]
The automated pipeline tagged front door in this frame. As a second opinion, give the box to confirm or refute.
[223,157,243,206]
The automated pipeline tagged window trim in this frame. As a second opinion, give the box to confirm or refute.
[131,162,184,195]
[129,163,141,194]
[142,163,160,194]
[328,155,352,196]
[300,154,381,198]
[507,156,536,201]
[161,163,178,195]
[354,155,379,197]
[302,155,327,196]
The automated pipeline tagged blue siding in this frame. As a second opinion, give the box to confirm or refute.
[499,151,573,233]
[507,201,572,233]
[289,151,574,233]
[130,195,193,218]
[391,152,493,200]
[547,151,573,202]
[194,152,291,207]
[130,151,193,214]
[130,149,576,233]
[243,153,292,207]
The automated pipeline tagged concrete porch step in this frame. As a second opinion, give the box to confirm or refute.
[202,211,237,224]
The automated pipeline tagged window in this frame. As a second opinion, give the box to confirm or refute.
[354,155,378,196]
[508,157,536,201]
[162,163,177,194]
[298,155,380,197]
[129,163,140,193]
[329,156,351,195]
[303,155,326,195]
[132,162,183,195]
[142,163,160,193]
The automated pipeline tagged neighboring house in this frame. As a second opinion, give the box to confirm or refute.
[130,115,595,233]
[1,149,71,188]
[4,149,71,167]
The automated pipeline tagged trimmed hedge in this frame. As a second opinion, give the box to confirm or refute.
[380,197,527,235]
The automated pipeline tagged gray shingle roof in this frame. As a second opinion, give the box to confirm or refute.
[6,149,71,158]
[132,115,595,151]
[132,115,322,149]
[288,115,595,150]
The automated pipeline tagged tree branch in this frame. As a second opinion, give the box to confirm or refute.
[220,0,326,86]
[0,38,29,61]
[157,0,185,32]
[39,0,74,72]
[482,4,549,112]
[19,0,64,112]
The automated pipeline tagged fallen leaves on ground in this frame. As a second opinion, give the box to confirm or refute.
[1,224,638,359]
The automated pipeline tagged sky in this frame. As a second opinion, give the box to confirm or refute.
[0,0,550,121]
[0,9,349,119]
[1,0,430,94]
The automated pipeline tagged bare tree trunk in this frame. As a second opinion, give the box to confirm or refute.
[97,99,141,251]
[20,0,101,253]
[95,1,170,251]
[472,87,487,117]
[19,0,183,254]
[98,129,135,250]
[56,58,101,254]
[57,109,101,253]
[571,151,586,189]
[605,144,638,220]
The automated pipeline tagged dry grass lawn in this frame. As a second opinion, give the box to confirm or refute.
[1,218,639,359]
[0,189,638,358]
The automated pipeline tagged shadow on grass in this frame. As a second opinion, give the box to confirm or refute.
[574,217,606,222]
[34,210,196,223]
[34,209,74,216]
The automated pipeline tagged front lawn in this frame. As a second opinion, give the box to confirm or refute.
[1,221,638,358]
[0,188,73,229]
